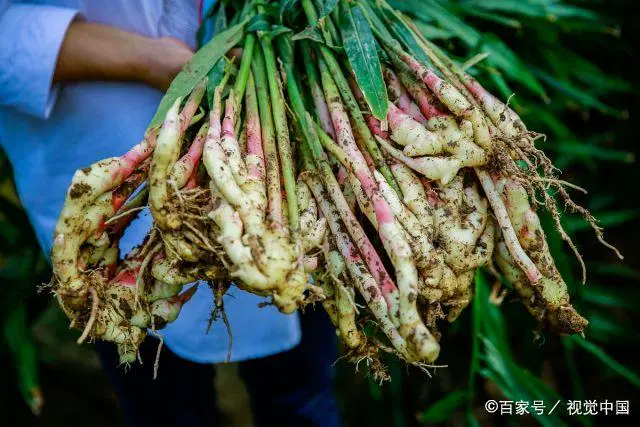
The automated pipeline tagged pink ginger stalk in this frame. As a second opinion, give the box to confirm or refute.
[245,83,265,181]
[221,96,235,140]
[348,76,388,139]
[104,189,149,240]
[336,167,349,186]
[328,99,395,229]
[322,64,438,362]
[310,157,400,317]
[355,134,377,172]
[219,91,247,184]
[398,70,450,120]
[179,80,207,134]
[203,89,245,207]
[461,72,525,136]
[111,159,150,212]
[109,258,143,289]
[383,68,427,124]
[328,218,409,357]
[398,93,427,124]
[311,80,336,141]
[387,103,413,132]
[347,77,389,159]
[305,173,404,335]
[415,86,450,120]
[183,171,198,189]
[180,125,208,172]
[388,45,473,118]
[90,159,150,239]
[320,78,397,239]
[114,130,158,184]
[172,123,209,188]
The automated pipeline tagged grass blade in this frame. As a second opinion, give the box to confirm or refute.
[568,335,640,389]
[419,391,468,423]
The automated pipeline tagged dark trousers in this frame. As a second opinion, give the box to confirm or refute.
[96,308,340,427]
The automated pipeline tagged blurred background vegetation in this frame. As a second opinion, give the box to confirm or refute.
[1,0,639,425]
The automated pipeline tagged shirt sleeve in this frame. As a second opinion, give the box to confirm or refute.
[0,2,79,119]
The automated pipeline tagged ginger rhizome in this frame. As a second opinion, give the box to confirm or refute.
[50,0,618,373]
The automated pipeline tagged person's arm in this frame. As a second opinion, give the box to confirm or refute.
[53,21,193,92]
[0,2,192,119]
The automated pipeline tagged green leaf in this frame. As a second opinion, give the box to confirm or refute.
[467,270,485,413]
[460,0,549,18]
[3,305,41,414]
[412,20,454,40]
[388,356,407,427]
[212,5,229,35]
[541,48,632,95]
[568,335,640,389]
[150,22,245,128]
[292,25,341,50]
[230,0,255,26]
[461,0,599,21]
[419,391,468,423]
[462,8,521,29]
[482,67,517,103]
[585,311,638,342]
[478,34,548,100]
[588,263,640,281]
[533,68,624,116]
[480,339,566,427]
[580,284,639,310]
[393,0,480,46]
[339,2,388,119]
[316,0,338,18]
[564,209,639,232]
[358,0,394,41]
[537,139,635,164]
[279,0,300,23]
[247,14,271,32]
[366,375,383,400]
[547,4,600,21]
[293,25,325,43]
[259,25,292,42]
[196,1,226,47]
[378,4,435,69]
[259,3,280,19]
[466,413,480,427]
[206,59,228,111]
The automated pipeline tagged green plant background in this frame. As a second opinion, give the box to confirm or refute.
[1,0,638,425]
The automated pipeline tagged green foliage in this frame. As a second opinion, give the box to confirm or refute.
[150,22,246,128]
[339,1,389,119]
[566,335,640,389]
[3,305,41,415]
[418,391,468,423]
[0,152,50,415]
[471,272,566,426]
[316,0,339,18]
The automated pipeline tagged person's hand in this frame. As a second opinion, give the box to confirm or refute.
[53,22,194,92]
[141,37,194,92]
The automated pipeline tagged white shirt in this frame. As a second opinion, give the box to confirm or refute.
[0,0,302,363]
